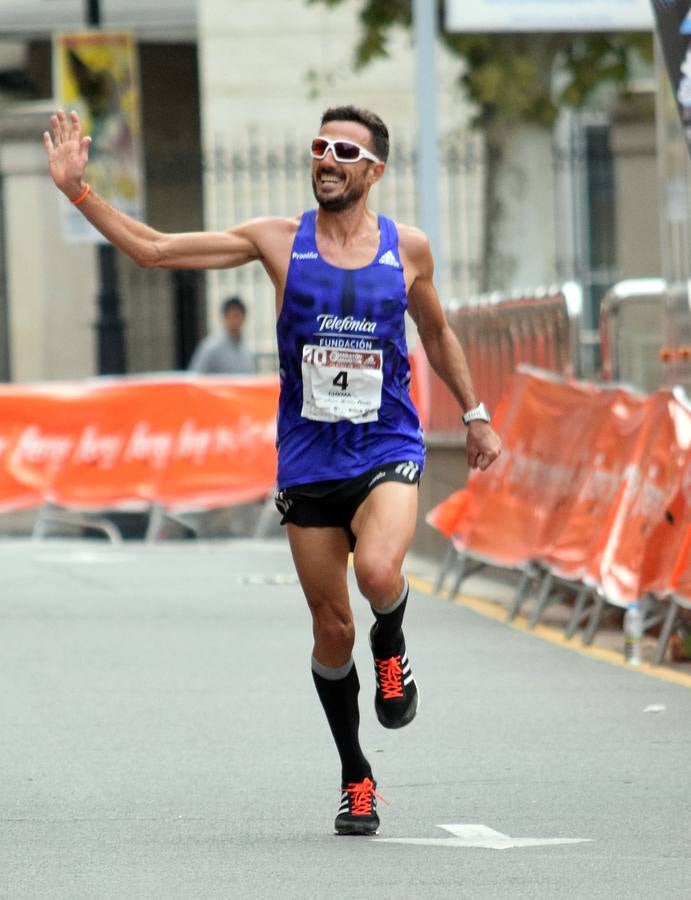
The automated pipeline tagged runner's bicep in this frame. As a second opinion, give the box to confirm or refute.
[153,227,260,270]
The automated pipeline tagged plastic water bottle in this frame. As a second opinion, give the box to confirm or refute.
[624,601,643,665]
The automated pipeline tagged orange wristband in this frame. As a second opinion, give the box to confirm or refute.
[71,184,91,206]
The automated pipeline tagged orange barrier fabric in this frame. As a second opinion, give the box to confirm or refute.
[589,389,691,604]
[0,376,280,511]
[426,367,691,606]
[425,488,469,540]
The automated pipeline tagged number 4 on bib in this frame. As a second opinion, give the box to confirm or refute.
[332,370,349,391]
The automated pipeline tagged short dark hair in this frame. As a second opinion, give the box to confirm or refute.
[320,105,389,162]
[221,296,246,317]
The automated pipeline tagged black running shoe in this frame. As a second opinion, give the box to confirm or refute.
[369,624,419,729]
[334,777,383,836]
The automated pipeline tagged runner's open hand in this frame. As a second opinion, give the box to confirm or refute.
[42,109,92,201]
[466,421,502,471]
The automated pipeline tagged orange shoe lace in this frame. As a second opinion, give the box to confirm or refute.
[344,777,389,815]
[375,654,404,699]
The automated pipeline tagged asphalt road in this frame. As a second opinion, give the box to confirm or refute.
[1,538,689,900]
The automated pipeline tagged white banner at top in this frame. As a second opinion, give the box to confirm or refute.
[445,0,653,32]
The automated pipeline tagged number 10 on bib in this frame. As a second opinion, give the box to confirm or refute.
[301,344,383,423]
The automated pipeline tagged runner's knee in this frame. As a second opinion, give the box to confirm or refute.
[354,556,401,606]
[312,608,355,655]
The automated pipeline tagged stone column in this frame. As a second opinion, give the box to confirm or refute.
[610,89,661,279]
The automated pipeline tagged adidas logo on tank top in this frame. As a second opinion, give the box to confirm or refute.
[377,249,400,268]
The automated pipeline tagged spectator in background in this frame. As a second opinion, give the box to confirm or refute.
[188,296,257,374]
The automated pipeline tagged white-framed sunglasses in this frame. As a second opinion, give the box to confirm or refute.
[310,137,380,164]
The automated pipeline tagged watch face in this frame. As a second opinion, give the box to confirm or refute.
[463,403,490,424]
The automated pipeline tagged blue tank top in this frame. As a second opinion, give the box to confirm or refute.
[276,209,425,488]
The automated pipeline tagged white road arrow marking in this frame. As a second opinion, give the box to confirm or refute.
[376,823,593,850]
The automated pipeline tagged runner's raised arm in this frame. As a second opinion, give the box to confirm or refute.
[43,108,263,271]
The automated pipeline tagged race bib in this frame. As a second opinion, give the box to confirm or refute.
[301,344,383,423]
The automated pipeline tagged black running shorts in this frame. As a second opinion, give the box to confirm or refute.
[275,460,421,548]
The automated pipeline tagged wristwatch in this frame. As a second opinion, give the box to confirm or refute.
[462,402,491,425]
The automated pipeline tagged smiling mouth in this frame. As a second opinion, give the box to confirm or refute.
[317,171,344,188]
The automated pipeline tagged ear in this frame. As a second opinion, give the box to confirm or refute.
[367,161,386,185]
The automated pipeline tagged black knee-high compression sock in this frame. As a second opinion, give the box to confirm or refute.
[371,576,409,655]
[311,657,372,786]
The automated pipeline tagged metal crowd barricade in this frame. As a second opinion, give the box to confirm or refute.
[427,284,583,618]
[427,280,691,666]
[427,283,582,433]
[599,278,666,392]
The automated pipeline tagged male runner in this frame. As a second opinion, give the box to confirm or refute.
[44,105,502,836]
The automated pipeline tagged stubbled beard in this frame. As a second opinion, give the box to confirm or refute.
[311,175,365,212]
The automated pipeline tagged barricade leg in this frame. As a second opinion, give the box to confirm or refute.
[144,504,199,542]
[32,505,123,543]
[508,566,535,621]
[564,584,592,639]
[145,504,166,542]
[448,554,486,601]
[582,592,606,645]
[448,551,469,600]
[528,571,555,628]
[434,543,458,594]
[652,597,679,665]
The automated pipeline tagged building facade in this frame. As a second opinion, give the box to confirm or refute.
[0,0,660,381]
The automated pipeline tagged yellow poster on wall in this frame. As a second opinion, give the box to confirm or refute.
[53,31,145,243]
